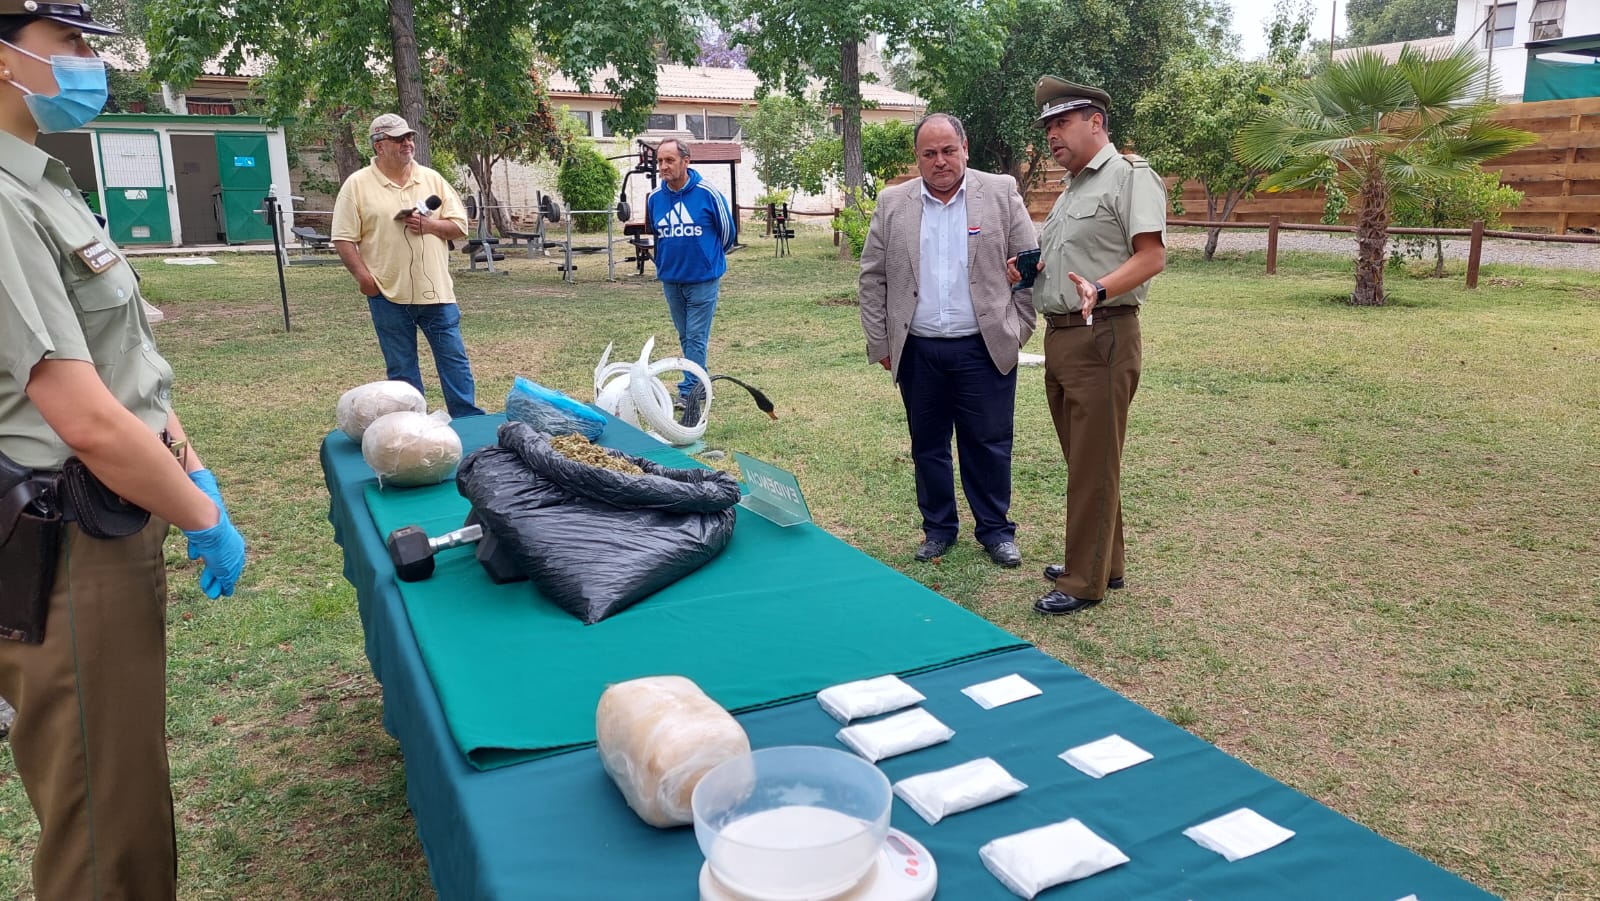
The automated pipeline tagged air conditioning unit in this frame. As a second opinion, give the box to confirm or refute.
[1531,20,1563,40]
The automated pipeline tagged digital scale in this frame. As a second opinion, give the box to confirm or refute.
[698,826,938,901]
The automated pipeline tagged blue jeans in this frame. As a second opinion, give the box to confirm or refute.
[661,279,720,400]
[366,296,485,418]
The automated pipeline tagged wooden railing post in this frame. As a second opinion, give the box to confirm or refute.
[832,207,841,247]
[1266,216,1280,275]
[1466,219,1484,289]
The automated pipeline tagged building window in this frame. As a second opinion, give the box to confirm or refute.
[1529,0,1565,41]
[568,109,593,136]
[186,97,236,115]
[687,115,739,140]
[1487,3,1517,48]
[646,113,677,131]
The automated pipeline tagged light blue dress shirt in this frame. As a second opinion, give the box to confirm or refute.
[910,179,979,338]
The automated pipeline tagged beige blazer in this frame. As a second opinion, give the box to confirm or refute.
[858,169,1039,381]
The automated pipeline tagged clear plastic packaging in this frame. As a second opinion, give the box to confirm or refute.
[361,410,461,487]
[980,818,1129,898]
[336,380,426,441]
[816,674,925,724]
[596,675,751,828]
[892,757,1026,825]
[835,708,953,763]
[505,376,606,441]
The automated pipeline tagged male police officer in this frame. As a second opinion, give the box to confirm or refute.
[1013,77,1166,615]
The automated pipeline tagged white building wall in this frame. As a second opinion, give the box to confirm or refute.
[1455,0,1600,98]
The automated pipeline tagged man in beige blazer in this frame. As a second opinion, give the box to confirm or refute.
[859,113,1039,567]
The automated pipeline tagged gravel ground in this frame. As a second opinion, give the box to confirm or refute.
[1167,228,1600,271]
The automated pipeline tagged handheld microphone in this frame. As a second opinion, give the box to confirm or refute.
[397,195,442,220]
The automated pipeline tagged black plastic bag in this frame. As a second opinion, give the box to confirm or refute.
[456,422,741,623]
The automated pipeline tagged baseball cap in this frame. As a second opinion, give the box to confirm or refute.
[0,0,121,35]
[370,113,416,141]
[1033,76,1112,128]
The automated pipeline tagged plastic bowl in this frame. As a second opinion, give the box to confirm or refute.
[692,746,892,901]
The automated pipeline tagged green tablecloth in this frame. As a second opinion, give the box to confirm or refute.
[362,415,1026,768]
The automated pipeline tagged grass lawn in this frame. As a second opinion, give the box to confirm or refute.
[1,229,1595,899]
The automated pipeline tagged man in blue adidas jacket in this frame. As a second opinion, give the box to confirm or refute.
[646,138,737,408]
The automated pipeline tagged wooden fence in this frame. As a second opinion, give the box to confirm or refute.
[1025,96,1600,233]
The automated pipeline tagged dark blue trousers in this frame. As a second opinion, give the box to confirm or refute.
[897,333,1017,547]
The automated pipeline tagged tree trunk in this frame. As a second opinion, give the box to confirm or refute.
[1433,236,1445,278]
[333,119,363,182]
[839,41,864,200]
[388,0,431,167]
[1204,189,1221,261]
[1351,164,1390,306]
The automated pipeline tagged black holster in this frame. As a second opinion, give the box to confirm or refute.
[1,454,64,644]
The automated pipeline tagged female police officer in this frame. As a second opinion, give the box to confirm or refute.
[0,3,246,898]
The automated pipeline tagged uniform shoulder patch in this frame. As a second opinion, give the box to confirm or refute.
[74,241,119,275]
[1120,153,1151,169]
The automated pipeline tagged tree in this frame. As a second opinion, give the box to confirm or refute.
[793,118,915,198]
[145,0,709,169]
[1392,168,1523,277]
[558,141,623,232]
[1134,1,1314,260]
[697,22,748,68]
[1234,45,1536,305]
[730,0,966,205]
[1345,0,1456,47]
[737,94,829,198]
[913,0,1232,191]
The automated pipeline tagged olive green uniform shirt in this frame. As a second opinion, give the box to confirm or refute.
[0,130,174,470]
[1035,143,1168,315]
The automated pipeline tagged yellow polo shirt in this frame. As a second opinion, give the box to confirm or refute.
[331,162,468,305]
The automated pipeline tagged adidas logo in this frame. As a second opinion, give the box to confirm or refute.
[656,201,704,238]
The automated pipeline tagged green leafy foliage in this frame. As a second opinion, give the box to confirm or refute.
[1392,168,1524,275]
[833,191,875,258]
[738,95,829,197]
[793,118,914,198]
[1345,0,1456,47]
[557,142,622,232]
[1234,44,1538,304]
[912,0,1231,189]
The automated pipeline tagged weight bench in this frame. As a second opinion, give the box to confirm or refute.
[289,225,339,265]
[622,223,654,277]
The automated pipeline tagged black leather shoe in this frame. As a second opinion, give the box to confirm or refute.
[914,538,955,562]
[984,541,1022,567]
[1034,590,1102,615]
[1042,564,1124,590]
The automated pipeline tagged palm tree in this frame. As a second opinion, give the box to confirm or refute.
[1233,45,1536,306]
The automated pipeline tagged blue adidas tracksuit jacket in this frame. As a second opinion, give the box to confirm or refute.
[646,169,736,284]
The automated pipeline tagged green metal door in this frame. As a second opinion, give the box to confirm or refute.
[96,130,171,245]
[216,132,273,243]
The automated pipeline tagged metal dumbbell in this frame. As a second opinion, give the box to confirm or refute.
[386,523,483,582]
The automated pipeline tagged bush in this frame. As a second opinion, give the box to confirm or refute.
[834,194,876,260]
[752,188,789,222]
[557,143,621,232]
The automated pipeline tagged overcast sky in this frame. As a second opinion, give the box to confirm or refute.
[1226,0,1344,59]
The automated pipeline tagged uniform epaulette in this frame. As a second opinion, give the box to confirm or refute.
[1121,153,1150,168]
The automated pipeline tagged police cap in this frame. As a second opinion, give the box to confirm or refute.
[1033,75,1111,128]
[0,0,121,35]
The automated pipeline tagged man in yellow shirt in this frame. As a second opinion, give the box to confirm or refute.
[332,114,484,417]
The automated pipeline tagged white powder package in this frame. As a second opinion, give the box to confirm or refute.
[835,707,954,763]
[980,817,1130,898]
[816,674,925,724]
[1183,808,1296,862]
[961,673,1042,710]
[892,757,1027,825]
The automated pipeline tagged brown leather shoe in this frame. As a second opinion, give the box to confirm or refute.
[1034,590,1102,615]
[1041,564,1124,590]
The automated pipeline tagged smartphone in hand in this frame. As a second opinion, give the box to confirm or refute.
[1013,248,1042,291]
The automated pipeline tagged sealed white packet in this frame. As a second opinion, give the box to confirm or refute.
[893,757,1026,825]
[816,674,925,723]
[836,708,953,762]
[961,673,1042,709]
[980,818,1129,899]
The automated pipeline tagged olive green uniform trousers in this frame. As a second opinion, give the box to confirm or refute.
[1043,310,1141,600]
[0,519,176,901]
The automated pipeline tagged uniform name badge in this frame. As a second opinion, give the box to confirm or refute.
[74,241,119,275]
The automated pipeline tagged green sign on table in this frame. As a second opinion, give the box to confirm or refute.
[733,452,811,527]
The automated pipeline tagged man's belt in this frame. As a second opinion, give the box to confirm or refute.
[1045,305,1138,328]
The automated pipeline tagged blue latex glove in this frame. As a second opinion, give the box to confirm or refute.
[182,470,245,598]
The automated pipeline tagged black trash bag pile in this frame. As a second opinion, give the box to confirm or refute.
[457,422,742,624]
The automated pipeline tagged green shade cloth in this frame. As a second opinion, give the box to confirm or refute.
[361,415,1026,768]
